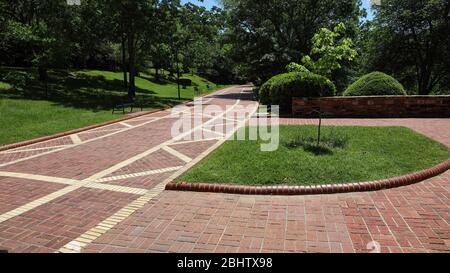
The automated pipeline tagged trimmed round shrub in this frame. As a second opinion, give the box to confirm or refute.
[344,72,406,96]
[259,72,336,113]
[258,74,282,105]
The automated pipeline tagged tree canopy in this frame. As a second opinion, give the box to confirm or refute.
[0,0,448,95]
[221,0,362,83]
[359,0,450,95]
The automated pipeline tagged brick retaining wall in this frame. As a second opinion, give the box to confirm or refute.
[292,96,450,118]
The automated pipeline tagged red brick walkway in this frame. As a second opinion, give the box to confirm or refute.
[0,86,448,253]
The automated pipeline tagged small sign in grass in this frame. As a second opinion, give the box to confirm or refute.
[178,126,450,186]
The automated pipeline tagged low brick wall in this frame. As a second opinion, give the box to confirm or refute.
[292,96,450,118]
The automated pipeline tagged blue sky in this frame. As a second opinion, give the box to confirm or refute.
[362,0,375,20]
[182,0,375,20]
[181,0,219,9]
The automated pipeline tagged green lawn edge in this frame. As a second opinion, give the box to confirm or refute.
[0,67,231,146]
[177,125,450,186]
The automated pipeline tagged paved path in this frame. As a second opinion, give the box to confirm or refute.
[0,86,448,253]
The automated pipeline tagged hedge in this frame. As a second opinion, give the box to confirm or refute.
[344,72,406,96]
[259,72,336,114]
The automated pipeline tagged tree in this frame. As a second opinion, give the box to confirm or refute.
[363,0,450,95]
[147,1,180,79]
[110,0,158,97]
[71,0,115,69]
[286,62,310,73]
[222,0,363,83]
[301,23,358,78]
[0,0,77,96]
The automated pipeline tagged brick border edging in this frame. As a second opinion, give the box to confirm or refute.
[165,158,450,196]
[0,110,161,152]
[0,85,237,152]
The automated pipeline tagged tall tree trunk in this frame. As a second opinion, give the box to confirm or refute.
[38,65,49,98]
[417,66,432,95]
[155,67,159,80]
[121,34,128,89]
[127,31,136,97]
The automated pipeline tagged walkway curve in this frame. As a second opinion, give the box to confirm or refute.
[0,87,448,253]
[0,86,257,253]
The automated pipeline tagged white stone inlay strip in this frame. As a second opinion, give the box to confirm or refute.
[86,183,147,195]
[70,134,82,144]
[0,145,72,154]
[119,122,133,128]
[162,146,192,163]
[58,87,257,253]
[0,112,174,168]
[95,166,183,183]
[78,128,122,135]
[172,138,221,145]
[0,171,78,185]
[202,128,226,137]
[0,171,148,195]
[86,98,242,181]
[0,185,82,224]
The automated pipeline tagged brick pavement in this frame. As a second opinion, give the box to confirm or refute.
[0,86,448,253]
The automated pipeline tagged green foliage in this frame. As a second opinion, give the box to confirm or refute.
[258,74,280,106]
[0,2,72,70]
[301,23,358,77]
[223,0,362,82]
[259,72,336,113]
[286,62,310,73]
[0,81,12,90]
[0,0,230,84]
[344,72,407,96]
[361,0,449,95]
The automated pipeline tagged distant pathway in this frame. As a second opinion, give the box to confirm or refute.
[0,86,257,252]
[0,87,448,253]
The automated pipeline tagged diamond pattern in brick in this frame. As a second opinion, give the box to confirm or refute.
[0,86,448,253]
[0,177,66,215]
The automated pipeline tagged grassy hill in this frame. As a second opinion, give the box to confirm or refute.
[0,67,228,146]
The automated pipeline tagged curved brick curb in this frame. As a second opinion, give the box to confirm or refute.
[0,109,162,152]
[166,158,450,196]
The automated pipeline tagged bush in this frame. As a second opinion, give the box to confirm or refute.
[259,72,336,113]
[344,72,406,96]
[258,74,281,105]
[286,62,310,73]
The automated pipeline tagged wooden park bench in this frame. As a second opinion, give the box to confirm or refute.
[112,95,148,114]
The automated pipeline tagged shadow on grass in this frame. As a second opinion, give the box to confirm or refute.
[137,74,173,86]
[285,135,349,156]
[0,67,184,111]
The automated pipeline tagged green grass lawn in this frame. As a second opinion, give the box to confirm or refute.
[0,67,229,145]
[178,126,450,186]
[0,99,118,145]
